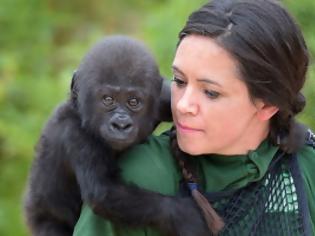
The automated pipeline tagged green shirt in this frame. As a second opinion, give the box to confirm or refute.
[73,133,315,236]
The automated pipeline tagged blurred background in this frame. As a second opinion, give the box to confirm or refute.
[0,0,314,235]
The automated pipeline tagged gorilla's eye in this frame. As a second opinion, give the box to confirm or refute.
[103,96,114,106]
[128,98,139,107]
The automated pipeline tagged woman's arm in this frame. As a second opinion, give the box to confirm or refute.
[298,144,315,234]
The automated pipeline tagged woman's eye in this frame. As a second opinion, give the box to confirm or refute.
[128,98,139,107]
[103,96,114,106]
[205,90,220,99]
[172,77,186,87]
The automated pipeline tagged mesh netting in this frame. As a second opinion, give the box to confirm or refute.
[178,130,314,235]
[203,152,311,236]
[178,151,312,235]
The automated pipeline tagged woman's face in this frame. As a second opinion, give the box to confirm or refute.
[171,35,271,155]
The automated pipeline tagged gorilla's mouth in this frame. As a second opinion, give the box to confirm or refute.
[109,125,133,136]
[106,137,137,151]
[100,125,139,151]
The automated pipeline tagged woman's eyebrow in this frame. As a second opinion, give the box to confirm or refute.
[196,78,222,87]
[171,65,185,76]
[172,65,222,87]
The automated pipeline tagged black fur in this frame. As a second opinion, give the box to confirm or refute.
[24,36,209,236]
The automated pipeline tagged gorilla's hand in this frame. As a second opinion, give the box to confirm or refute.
[160,197,212,236]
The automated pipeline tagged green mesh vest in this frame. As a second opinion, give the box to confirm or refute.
[180,130,315,236]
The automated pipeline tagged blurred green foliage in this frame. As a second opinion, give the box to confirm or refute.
[0,0,314,235]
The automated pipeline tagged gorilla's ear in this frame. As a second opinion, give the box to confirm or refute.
[71,70,77,91]
[70,70,78,107]
[157,78,172,122]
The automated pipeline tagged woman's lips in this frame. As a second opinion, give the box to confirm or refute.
[176,122,203,132]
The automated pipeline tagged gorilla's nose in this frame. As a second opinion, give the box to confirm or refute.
[110,116,132,132]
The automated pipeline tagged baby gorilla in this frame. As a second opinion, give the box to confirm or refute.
[24,36,210,236]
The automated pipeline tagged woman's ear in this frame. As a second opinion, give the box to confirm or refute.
[255,100,279,121]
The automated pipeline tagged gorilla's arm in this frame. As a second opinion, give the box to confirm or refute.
[24,104,83,236]
[70,137,210,236]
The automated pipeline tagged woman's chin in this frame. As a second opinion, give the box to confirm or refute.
[177,139,204,156]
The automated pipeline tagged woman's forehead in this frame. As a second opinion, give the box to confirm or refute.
[173,35,241,84]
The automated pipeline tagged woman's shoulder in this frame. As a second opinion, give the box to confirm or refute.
[129,131,171,155]
[296,129,315,195]
[297,129,315,168]
[297,130,315,230]
[298,142,315,181]
[119,131,172,165]
[118,131,180,195]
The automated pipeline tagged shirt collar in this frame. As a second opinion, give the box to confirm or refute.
[197,139,279,191]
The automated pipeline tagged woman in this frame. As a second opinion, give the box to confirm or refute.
[74,0,315,235]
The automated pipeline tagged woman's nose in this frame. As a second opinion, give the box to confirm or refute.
[176,87,198,115]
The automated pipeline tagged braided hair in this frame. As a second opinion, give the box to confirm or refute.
[170,127,224,235]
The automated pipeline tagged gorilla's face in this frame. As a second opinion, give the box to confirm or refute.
[78,67,162,150]
[90,81,154,151]
[73,37,163,151]
[81,76,160,151]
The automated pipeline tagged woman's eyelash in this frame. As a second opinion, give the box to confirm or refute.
[172,76,220,99]
[172,77,186,87]
[204,90,220,99]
